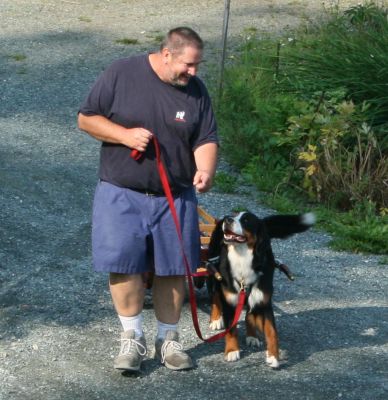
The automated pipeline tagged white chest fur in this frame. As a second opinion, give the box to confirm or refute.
[227,244,257,291]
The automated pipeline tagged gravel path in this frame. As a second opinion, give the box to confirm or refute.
[1,1,387,399]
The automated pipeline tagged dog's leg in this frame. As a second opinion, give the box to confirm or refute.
[209,292,224,330]
[222,303,240,361]
[245,311,261,348]
[263,308,280,369]
[225,328,240,361]
[253,308,280,368]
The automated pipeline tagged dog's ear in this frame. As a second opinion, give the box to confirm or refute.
[208,218,224,258]
[254,220,270,257]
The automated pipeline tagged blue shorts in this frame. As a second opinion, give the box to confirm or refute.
[92,181,200,276]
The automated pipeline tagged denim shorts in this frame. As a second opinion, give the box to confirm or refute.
[92,180,200,276]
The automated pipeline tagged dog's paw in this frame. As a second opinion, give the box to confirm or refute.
[246,336,261,348]
[209,318,224,330]
[225,350,240,362]
[265,351,280,369]
[279,349,288,361]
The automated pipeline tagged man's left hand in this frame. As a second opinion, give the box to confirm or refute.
[193,170,212,193]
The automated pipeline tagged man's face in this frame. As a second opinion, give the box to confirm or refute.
[165,46,203,86]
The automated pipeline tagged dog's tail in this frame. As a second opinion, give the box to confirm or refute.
[264,213,316,239]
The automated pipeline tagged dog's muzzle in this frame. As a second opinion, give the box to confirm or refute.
[222,216,247,243]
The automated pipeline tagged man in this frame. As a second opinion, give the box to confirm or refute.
[78,27,218,372]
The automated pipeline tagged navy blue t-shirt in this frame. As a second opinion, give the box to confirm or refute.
[79,54,218,193]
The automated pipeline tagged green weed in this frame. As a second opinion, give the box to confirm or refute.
[231,205,248,213]
[379,256,388,265]
[214,172,238,193]
[152,34,164,44]
[8,54,26,62]
[115,38,139,45]
[78,16,92,23]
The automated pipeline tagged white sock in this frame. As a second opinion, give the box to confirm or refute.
[118,313,143,337]
[157,320,178,340]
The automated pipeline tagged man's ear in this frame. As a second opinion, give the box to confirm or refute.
[161,47,171,64]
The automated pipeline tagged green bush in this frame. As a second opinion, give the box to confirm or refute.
[216,2,388,254]
[276,92,388,209]
[218,38,299,169]
[214,171,238,193]
[280,3,388,134]
[319,201,388,255]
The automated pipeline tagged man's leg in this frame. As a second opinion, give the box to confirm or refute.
[110,273,147,371]
[109,273,145,316]
[153,275,193,370]
[152,275,185,324]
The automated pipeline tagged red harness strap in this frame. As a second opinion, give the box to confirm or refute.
[131,142,246,342]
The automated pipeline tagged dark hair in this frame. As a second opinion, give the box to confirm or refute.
[160,27,204,54]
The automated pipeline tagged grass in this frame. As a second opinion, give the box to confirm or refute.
[115,38,139,45]
[8,53,27,62]
[214,172,238,193]
[260,191,388,255]
[281,4,388,129]
[78,16,92,23]
[379,257,388,265]
[150,34,164,44]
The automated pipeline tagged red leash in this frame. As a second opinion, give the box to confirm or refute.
[131,142,246,342]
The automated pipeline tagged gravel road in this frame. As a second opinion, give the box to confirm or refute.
[1,1,387,399]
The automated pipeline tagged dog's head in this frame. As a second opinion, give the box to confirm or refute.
[208,210,315,265]
[222,211,265,250]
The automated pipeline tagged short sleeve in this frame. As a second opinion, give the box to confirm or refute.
[78,63,117,117]
[191,79,218,150]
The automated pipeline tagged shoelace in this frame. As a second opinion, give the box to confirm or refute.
[119,337,147,356]
[160,340,183,364]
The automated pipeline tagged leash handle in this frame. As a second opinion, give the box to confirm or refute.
[131,137,245,342]
[130,149,143,161]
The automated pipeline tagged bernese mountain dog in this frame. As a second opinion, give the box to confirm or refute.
[207,211,315,368]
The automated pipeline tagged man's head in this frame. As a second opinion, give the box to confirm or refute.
[160,27,204,86]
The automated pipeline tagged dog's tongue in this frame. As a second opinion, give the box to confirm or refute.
[235,235,246,242]
[224,231,246,243]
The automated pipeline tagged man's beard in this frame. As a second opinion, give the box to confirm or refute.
[171,74,191,87]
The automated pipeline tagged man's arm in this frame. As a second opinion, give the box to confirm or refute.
[77,113,152,152]
[193,142,218,193]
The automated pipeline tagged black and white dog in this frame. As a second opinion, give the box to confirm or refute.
[207,211,315,367]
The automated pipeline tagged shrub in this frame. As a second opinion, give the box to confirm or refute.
[216,3,388,254]
[218,37,300,169]
[280,3,388,134]
[214,171,238,193]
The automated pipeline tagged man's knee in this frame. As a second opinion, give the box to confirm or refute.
[109,272,142,285]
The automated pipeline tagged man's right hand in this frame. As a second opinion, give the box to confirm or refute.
[78,114,152,152]
[126,128,153,152]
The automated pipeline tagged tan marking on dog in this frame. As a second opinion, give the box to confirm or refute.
[255,313,265,334]
[245,312,257,338]
[209,292,224,330]
[244,229,257,250]
[245,312,262,348]
[264,315,279,367]
[225,328,240,362]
